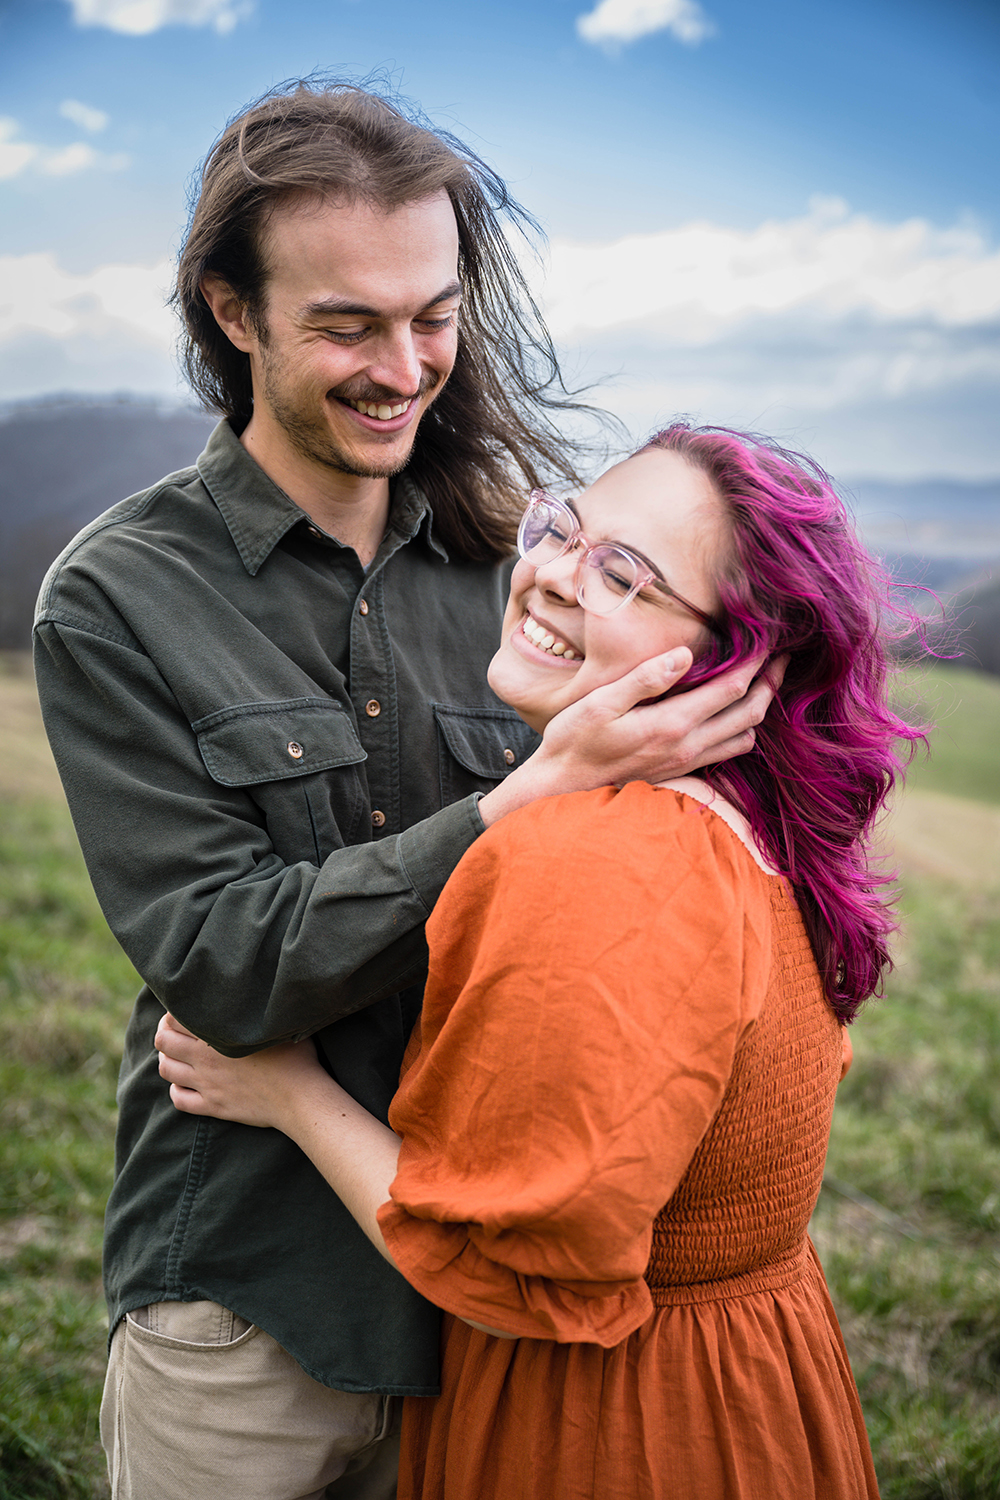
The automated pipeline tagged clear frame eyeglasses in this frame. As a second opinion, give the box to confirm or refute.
[517,491,723,632]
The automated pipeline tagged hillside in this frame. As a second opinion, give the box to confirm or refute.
[0,397,216,648]
[2,396,999,665]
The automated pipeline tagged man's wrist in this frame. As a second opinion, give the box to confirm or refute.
[478,754,566,828]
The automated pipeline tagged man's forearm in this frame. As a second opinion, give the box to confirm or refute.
[34,619,485,1051]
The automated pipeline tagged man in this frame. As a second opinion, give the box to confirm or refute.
[34,82,771,1499]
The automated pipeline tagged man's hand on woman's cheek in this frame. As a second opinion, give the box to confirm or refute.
[478,651,786,826]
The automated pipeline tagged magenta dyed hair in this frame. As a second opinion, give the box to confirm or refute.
[643,423,927,1023]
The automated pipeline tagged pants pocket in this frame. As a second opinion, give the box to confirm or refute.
[126,1299,254,1344]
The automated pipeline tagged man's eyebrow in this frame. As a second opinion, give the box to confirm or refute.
[567,498,666,581]
[300,281,463,321]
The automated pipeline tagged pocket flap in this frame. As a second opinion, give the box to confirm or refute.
[194,699,366,787]
[433,703,539,779]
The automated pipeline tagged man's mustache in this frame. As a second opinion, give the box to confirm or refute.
[328,372,441,406]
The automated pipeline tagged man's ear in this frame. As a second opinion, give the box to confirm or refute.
[200,273,257,354]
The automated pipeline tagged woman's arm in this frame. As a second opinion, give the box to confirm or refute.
[156,1013,401,1265]
[155,1015,513,1337]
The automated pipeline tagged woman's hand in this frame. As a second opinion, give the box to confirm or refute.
[157,1013,407,1271]
[154,1012,326,1131]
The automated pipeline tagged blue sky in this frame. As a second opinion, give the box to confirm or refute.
[2,0,998,482]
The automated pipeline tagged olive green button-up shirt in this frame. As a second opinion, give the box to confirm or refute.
[33,419,538,1393]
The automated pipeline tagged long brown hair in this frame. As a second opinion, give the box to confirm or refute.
[173,79,604,561]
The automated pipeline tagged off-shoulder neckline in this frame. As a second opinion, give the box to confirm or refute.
[648,779,784,881]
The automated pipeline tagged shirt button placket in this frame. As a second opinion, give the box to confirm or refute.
[352,573,396,834]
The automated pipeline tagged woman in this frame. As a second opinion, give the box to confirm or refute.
[158,425,920,1498]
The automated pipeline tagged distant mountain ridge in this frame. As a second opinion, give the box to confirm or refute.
[1,396,216,648]
[2,395,999,669]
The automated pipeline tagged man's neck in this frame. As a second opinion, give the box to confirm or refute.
[240,419,391,569]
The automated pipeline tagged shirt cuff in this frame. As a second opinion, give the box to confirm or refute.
[396,794,486,916]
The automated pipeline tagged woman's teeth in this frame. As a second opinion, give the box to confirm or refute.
[348,398,412,420]
[523,616,579,660]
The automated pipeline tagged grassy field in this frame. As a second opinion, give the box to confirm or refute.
[896,666,1000,808]
[1,653,999,1497]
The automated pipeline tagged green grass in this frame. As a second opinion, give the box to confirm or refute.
[0,799,138,1499]
[1,663,999,1496]
[896,663,1000,807]
[815,873,1000,1498]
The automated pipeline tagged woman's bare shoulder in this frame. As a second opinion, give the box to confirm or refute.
[653,776,780,876]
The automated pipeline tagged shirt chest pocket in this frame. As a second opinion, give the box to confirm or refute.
[193,699,369,866]
[432,703,540,806]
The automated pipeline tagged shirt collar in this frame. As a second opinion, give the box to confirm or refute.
[197,419,449,574]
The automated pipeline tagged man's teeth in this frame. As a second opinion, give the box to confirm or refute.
[523,616,579,660]
[348,399,411,420]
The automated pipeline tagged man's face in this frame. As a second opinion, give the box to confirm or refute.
[245,192,461,480]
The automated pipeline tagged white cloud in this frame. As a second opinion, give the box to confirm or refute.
[0,119,40,180]
[0,252,177,347]
[0,252,183,402]
[42,143,101,176]
[540,199,1000,338]
[577,0,715,48]
[59,99,109,134]
[0,117,129,180]
[532,200,1000,477]
[66,0,252,35]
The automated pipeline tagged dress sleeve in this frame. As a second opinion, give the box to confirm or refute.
[377,783,774,1345]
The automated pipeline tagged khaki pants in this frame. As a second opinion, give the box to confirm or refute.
[100,1301,401,1500]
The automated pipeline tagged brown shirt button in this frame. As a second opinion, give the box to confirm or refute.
[358,599,369,616]
[503,747,516,765]
[371,809,386,828]
[287,741,304,759]
[307,525,323,540]
[365,699,381,717]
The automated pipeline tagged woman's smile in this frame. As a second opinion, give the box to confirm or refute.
[518,612,583,662]
[489,448,725,735]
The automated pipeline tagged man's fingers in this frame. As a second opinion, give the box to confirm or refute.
[703,729,758,763]
[763,653,789,691]
[154,1016,206,1070]
[168,1082,208,1115]
[157,1045,194,1087]
[686,651,785,736]
[569,647,694,722]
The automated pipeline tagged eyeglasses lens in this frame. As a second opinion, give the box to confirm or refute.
[519,497,641,615]
[519,498,573,562]
[577,547,639,614]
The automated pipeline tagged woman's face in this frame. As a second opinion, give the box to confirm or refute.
[488,447,728,734]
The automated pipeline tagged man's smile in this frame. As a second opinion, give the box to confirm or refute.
[344,397,414,421]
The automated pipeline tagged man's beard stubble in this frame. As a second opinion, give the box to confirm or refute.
[260,355,440,481]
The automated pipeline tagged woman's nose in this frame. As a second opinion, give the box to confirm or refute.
[532,545,581,604]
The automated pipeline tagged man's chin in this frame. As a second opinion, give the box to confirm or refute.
[293,430,417,481]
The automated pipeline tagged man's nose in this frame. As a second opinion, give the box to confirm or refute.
[366,328,423,396]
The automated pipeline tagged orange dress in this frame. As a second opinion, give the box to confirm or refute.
[377,783,879,1499]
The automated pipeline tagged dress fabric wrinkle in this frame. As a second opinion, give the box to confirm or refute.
[376,782,880,1499]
